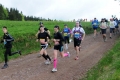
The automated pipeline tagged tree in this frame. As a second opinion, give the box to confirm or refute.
[0,4,6,20]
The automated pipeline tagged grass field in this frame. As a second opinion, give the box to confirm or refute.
[0,20,93,63]
[81,38,120,80]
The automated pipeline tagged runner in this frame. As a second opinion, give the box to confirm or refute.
[92,18,99,38]
[109,18,116,39]
[71,21,85,60]
[114,18,119,34]
[36,25,52,65]
[118,19,120,28]
[99,18,108,42]
[51,25,70,72]
[36,22,51,57]
[62,24,71,50]
[1,26,21,69]
[36,22,51,46]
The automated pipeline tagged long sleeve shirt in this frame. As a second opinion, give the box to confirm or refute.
[53,32,64,46]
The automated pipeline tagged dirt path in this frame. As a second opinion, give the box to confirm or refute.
[0,30,119,80]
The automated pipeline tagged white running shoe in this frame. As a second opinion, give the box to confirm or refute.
[67,52,70,57]
[69,39,72,43]
[47,61,51,65]
[37,54,41,58]
[52,68,57,72]
[45,60,51,65]
[45,60,49,65]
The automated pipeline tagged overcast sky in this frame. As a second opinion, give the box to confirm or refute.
[0,0,120,21]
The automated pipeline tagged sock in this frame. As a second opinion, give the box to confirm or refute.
[66,44,68,48]
[53,59,57,68]
[65,44,68,49]
[42,54,47,60]
[46,55,51,61]
[64,52,68,57]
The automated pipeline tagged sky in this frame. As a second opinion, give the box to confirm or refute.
[0,0,120,21]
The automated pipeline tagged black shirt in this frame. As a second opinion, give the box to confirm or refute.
[53,32,64,46]
[3,33,14,43]
[37,31,51,42]
[2,33,14,48]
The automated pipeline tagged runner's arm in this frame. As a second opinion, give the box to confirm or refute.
[71,28,74,38]
[57,32,64,42]
[35,30,40,37]
[68,28,71,33]
[47,33,51,40]
[36,33,40,42]
[82,33,85,41]
[47,30,50,35]
[81,28,85,41]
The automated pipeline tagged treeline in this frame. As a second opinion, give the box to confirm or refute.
[24,16,53,21]
[0,4,24,21]
[0,4,53,21]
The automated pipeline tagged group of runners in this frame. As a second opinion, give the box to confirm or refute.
[0,21,85,73]
[92,17,120,42]
[1,17,120,72]
[35,21,85,72]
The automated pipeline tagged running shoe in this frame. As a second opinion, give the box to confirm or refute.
[45,60,49,65]
[69,39,72,43]
[75,56,79,60]
[67,52,70,57]
[105,37,107,42]
[18,50,22,55]
[1,64,8,69]
[37,54,41,58]
[51,68,57,72]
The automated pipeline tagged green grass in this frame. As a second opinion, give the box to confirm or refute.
[81,38,120,80]
[0,20,93,63]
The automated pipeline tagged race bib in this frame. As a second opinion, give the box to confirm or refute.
[74,32,80,38]
[93,23,96,25]
[110,23,114,26]
[64,33,68,36]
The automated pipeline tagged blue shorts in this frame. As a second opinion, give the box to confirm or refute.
[93,27,98,30]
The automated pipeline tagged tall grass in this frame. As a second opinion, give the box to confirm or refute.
[0,20,93,63]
